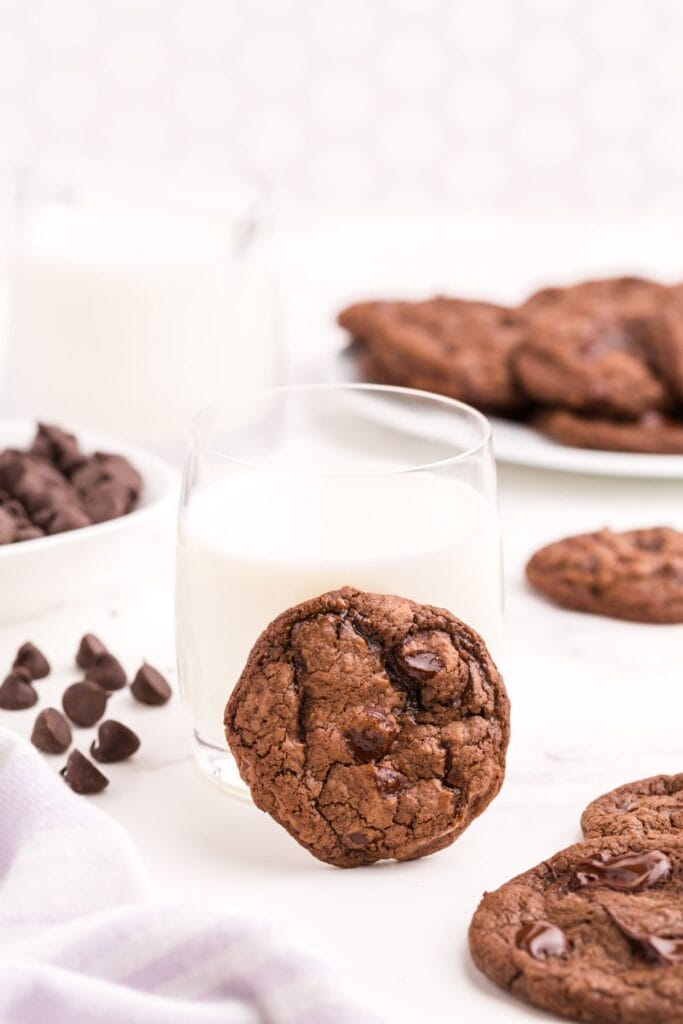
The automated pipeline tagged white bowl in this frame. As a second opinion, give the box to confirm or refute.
[0,420,179,621]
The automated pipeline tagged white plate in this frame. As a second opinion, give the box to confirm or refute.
[490,416,683,478]
[0,420,179,621]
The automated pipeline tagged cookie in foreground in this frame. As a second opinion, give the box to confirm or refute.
[469,835,683,1024]
[526,527,683,623]
[225,586,509,867]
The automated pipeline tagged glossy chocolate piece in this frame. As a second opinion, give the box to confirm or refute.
[516,921,570,960]
[31,708,72,754]
[575,850,671,892]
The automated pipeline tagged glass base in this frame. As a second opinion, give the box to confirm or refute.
[191,732,250,801]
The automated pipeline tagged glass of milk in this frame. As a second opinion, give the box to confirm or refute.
[1,158,279,447]
[176,383,503,794]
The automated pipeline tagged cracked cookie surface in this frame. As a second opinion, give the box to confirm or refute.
[582,775,683,841]
[469,835,683,1024]
[526,527,683,623]
[224,586,509,867]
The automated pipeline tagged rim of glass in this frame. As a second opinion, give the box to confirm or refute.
[189,383,492,475]
[11,155,268,222]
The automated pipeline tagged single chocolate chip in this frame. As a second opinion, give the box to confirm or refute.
[72,453,141,502]
[62,680,109,727]
[76,633,108,669]
[13,523,45,542]
[131,663,171,705]
[13,641,50,680]
[344,706,398,763]
[61,749,109,794]
[86,652,127,691]
[44,504,92,535]
[91,720,140,763]
[516,921,569,960]
[374,766,408,795]
[30,423,84,475]
[80,482,131,524]
[31,708,72,754]
[0,669,38,710]
[345,831,371,848]
[396,649,444,680]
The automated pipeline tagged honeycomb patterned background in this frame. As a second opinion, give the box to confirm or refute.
[1,0,682,216]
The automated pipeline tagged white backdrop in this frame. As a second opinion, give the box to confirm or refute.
[1,0,683,216]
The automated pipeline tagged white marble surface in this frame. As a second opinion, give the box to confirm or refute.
[2,214,683,1022]
[1,460,681,1023]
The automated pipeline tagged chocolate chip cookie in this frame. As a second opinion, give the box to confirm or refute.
[582,775,683,840]
[225,586,509,868]
[522,275,667,320]
[469,835,683,1024]
[648,290,683,402]
[338,297,527,413]
[512,311,669,417]
[526,527,683,623]
[534,409,683,454]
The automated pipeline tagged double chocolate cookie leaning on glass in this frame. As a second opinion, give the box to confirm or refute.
[224,587,509,867]
[469,773,683,1024]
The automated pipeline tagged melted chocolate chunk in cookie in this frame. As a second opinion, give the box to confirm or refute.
[225,587,509,868]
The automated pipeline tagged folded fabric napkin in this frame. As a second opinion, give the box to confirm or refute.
[0,728,384,1024]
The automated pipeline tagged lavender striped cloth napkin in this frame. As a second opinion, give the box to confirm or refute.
[0,728,384,1024]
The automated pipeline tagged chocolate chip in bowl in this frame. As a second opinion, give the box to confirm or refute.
[0,419,178,622]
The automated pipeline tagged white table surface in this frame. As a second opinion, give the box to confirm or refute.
[2,216,683,1023]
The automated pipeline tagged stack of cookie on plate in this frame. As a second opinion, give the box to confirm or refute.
[338,276,683,454]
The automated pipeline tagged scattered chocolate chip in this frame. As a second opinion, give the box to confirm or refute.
[86,652,127,691]
[0,669,38,710]
[62,680,109,727]
[91,720,140,763]
[131,663,171,705]
[30,423,84,475]
[13,641,50,680]
[60,749,109,794]
[76,633,108,669]
[31,708,72,754]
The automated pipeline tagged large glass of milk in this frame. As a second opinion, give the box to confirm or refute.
[177,384,504,795]
[1,159,279,446]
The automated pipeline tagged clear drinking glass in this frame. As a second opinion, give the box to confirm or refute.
[176,384,503,795]
[1,158,279,447]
